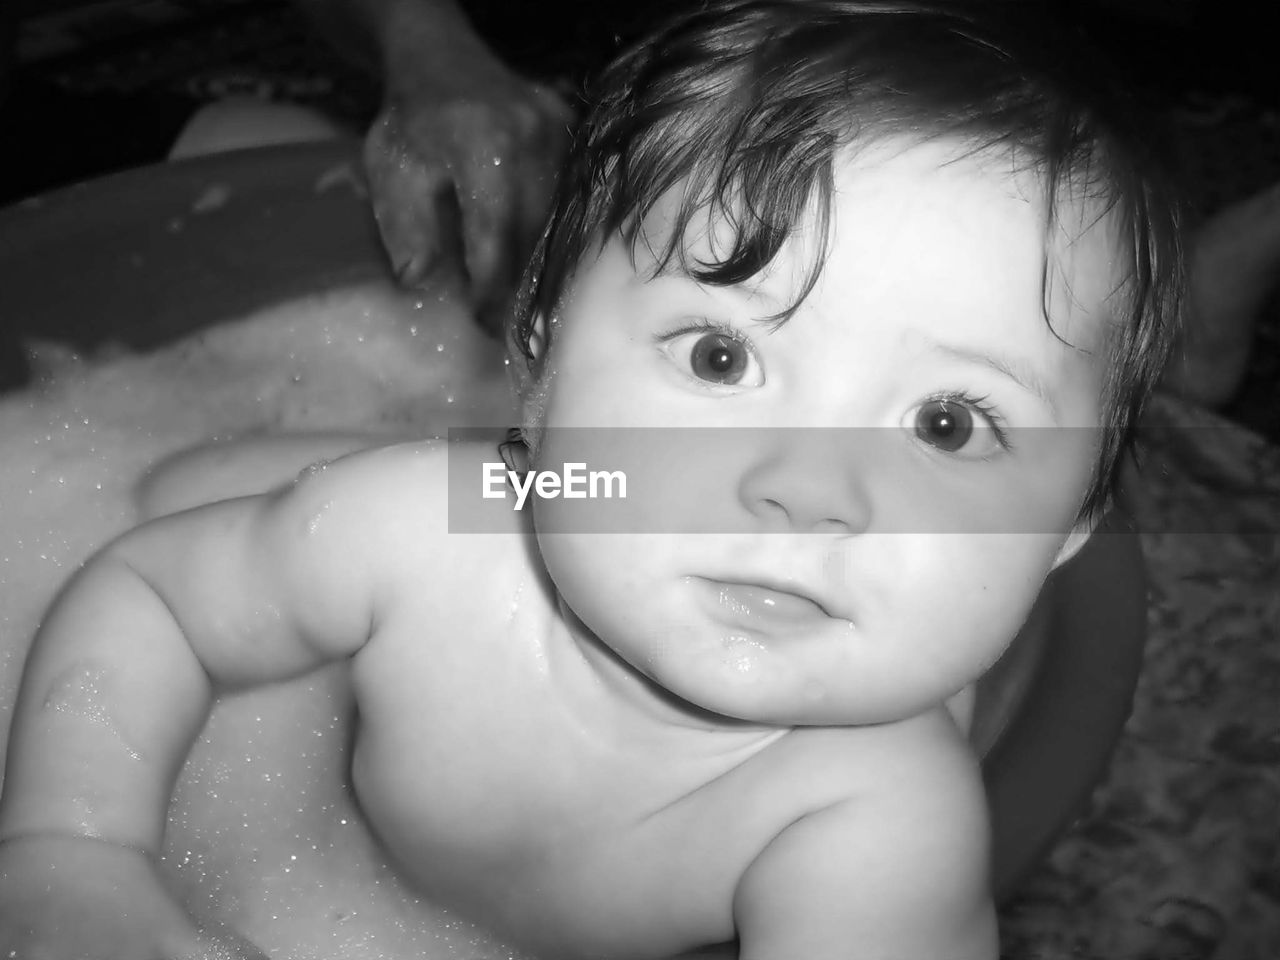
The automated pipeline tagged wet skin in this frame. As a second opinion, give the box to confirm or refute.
[0,136,1123,960]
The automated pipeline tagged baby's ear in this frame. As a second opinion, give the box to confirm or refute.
[527,311,549,362]
[1050,515,1095,570]
[518,311,555,443]
[508,310,549,400]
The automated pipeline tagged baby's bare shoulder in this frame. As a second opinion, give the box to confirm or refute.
[289,439,545,639]
[282,438,447,507]
[280,438,526,565]
[665,714,983,889]
[761,708,980,800]
[728,714,994,958]
[260,437,543,675]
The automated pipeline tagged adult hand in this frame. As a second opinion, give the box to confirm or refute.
[364,58,574,335]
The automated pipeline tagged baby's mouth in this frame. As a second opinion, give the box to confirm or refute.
[700,578,835,630]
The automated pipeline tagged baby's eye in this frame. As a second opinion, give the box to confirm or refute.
[911,397,1007,458]
[691,332,751,384]
[661,326,763,387]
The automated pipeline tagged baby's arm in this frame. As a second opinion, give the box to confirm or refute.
[733,728,997,960]
[0,442,439,957]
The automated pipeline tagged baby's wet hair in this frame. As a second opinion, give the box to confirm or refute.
[511,0,1186,519]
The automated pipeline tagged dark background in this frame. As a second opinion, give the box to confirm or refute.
[0,0,1277,439]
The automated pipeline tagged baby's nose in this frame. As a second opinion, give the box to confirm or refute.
[737,428,875,534]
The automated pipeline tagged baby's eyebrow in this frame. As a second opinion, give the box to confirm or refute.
[922,338,1058,415]
[646,271,789,320]
[696,275,791,314]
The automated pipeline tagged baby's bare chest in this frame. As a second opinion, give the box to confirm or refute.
[336,546,961,959]
[340,603,884,957]
[346,666,741,953]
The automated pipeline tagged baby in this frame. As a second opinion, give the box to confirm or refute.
[0,1,1182,958]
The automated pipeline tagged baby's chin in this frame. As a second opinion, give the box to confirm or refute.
[648,652,962,729]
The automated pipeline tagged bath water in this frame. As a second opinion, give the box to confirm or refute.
[0,284,531,959]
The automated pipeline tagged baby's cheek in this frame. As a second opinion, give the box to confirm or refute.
[898,534,1051,636]
[962,537,1059,634]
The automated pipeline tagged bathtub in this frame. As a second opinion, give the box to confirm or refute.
[0,141,1147,957]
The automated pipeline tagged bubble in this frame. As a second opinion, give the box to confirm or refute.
[1,281,521,958]
[42,663,143,761]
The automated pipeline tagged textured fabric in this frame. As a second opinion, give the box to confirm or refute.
[1000,392,1279,960]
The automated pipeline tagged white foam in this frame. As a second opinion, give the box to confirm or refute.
[0,283,526,959]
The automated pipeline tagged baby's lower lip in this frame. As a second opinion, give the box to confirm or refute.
[704,579,830,627]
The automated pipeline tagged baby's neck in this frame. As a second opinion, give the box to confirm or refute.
[554,596,783,751]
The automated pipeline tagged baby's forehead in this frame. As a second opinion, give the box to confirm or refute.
[627,136,1128,344]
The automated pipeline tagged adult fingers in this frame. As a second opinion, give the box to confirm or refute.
[362,110,468,291]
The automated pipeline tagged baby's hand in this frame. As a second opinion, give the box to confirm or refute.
[363,62,573,335]
[0,834,266,960]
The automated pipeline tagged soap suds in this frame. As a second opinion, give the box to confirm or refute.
[0,282,520,960]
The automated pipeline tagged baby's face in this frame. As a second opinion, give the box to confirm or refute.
[530,136,1119,725]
